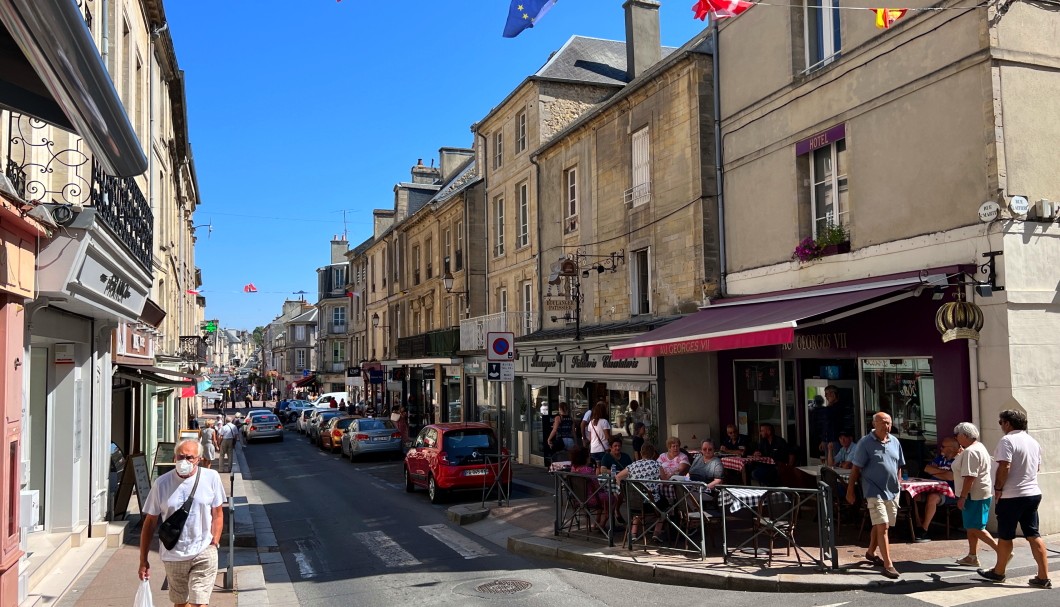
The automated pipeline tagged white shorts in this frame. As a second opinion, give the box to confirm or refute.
[866,497,898,527]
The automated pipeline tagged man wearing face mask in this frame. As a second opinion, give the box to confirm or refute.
[138,439,226,607]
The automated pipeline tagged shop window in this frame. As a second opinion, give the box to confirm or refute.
[733,360,797,444]
[860,357,935,474]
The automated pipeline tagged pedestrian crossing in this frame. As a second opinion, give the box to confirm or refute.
[907,576,1044,606]
[342,524,494,571]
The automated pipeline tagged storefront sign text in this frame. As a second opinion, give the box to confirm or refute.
[100,273,132,302]
[529,355,557,370]
[544,297,576,311]
[782,332,848,351]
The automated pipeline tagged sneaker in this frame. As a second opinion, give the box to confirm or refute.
[1028,577,1052,589]
[956,555,980,567]
[977,568,1006,583]
[914,528,932,543]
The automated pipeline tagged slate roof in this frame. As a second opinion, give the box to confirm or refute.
[290,308,318,324]
[517,315,681,343]
[431,158,480,204]
[535,36,678,86]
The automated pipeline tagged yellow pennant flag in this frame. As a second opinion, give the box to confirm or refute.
[874,8,907,29]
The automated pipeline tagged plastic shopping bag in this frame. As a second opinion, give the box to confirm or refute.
[133,578,153,607]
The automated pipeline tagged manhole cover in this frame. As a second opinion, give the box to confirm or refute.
[475,580,532,595]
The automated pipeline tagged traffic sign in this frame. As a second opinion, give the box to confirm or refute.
[487,362,515,382]
[486,332,515,361]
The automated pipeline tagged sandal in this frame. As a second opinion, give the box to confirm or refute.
[865,554,885,567]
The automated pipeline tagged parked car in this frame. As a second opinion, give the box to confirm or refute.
[319,415,356,453]
[245,414,284,442]
[342,418,403,461]
[273,399,290,416]
[298,407,331,434]
[404,423,511,504]
[308,411,343,444]
[310,391,349,408]
[284,400,314,423]
[241,409,273,437]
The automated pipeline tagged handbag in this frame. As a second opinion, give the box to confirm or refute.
[157,468,201,550]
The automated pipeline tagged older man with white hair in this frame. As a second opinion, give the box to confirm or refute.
[138,439,227,607]
[951,421,998,567]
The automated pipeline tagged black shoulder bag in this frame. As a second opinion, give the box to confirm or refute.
[157,468,201,550]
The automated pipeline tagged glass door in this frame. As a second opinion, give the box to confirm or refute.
[733,360,784,442]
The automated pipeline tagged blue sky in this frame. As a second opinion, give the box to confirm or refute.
[166,1,709,331]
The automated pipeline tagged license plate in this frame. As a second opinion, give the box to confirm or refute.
[373,436,389,442]
[464,469,488,476]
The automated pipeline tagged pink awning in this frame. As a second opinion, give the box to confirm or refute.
[610,284,918,359]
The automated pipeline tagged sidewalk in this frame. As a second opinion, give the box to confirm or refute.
[471,462,1060,592]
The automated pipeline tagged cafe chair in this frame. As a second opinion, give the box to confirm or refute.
[821,467,865,538]
[680,485,722,549]
[623,483,662,549]
[755,490,800,566]
[564,474,608,535]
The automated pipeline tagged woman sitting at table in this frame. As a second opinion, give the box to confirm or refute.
[570,446,617,530]
[658,437,691,479]
[616,442,667,543]
[599,436,633,474]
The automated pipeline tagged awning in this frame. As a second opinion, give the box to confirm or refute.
[293,374,316,387]
[396,358,461,366]
[0,0,147,176]
[526,377,560,388]
[611,283,921,359]
[114,365,195,387]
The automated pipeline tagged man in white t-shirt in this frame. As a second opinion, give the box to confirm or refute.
[951,422,998,567]
[217,419,237,473]
[977,410,1050,589]
[139,439,227,606]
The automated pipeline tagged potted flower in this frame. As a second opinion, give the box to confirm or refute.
[791,236,820,262]
[816,222,850,256]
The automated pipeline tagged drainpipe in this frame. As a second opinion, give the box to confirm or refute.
[101,0,109,68]
[530,153,543,335]
[712,21,727,297]
[966,284,980,429]
[474,127,489,317]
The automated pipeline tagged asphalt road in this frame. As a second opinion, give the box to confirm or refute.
[242,426,1058,606]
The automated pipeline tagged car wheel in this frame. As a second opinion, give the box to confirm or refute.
[428,475,444,504]
[404,467,415,493]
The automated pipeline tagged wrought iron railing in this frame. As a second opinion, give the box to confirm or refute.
[6,113,153,271]
[397,327,460,359]
[91,159,152,270]
[460,311,534,351]
[179,336,208,363]
[76,0,94,28]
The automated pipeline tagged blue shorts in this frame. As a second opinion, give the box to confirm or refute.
[961,497,991,530]
[995,494,1042,540]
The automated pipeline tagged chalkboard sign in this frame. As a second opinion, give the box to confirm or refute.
[112,454,151,518]
[153,442,175,469]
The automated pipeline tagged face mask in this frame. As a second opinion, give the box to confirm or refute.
[176,459,195,476]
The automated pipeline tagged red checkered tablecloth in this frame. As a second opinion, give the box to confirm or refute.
[719,456,775,472]
[901,479,955,500]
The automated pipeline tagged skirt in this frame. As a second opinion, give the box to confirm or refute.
[201,439,217,461]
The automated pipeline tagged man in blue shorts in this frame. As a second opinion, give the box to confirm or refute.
[951,422,998,568]
[977,410,1051,589]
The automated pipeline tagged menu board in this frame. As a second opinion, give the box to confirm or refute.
[113,454,151,517]
[153,442,175,469]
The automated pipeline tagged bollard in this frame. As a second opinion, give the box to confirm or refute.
[224,460,236,589]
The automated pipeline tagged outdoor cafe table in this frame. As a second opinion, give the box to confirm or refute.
[718,487,769,513]
[901,478,956,500]
[720,455,775,484]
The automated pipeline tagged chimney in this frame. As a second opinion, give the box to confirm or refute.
[411,157,440,185]
[330,235,348,264]
[624,0,661,81]
[438,147,474,181]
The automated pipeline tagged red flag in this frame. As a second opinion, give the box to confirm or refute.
[873,8,907,29]
[186,289,201,295]
[243,283,258,293]
[697,0,752,19]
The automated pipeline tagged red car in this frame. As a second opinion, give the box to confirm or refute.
[404,423,511,504]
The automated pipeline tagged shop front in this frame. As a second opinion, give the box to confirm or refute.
[611,269,972,475]
[463,357,508,448]
[517,342,658,466]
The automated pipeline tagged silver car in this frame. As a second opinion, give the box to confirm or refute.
[298,407,331,434]
[341,418,403,461]
[245,414,284,442]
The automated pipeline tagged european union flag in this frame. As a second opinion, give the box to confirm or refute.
[503,0,557,38]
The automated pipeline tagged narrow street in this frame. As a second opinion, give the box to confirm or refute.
[242,426,1058,607]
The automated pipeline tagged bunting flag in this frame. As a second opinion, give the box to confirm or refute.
[243,283,258,293]
[694,0,752,20]
[346,290,360,299]
[186,289,201,295]
[503,0,558,38]
[873,8,907,29]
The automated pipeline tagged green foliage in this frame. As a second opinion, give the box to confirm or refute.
[816,222,848,247]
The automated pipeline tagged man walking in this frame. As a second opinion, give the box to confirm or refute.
[951,422,998,567]
[138,439,226,607]
[217,417,236,473]
[848,411,905,579]
[977,410,1051,588]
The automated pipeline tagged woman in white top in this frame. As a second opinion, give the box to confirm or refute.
[587,401,612,464]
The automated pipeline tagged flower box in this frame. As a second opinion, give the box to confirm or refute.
[819,242,851,257]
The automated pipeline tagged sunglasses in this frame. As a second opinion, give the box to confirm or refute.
[176,454,199,461]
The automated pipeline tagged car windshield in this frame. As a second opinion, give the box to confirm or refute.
[357,419,395,431]
[252,415,276,423]
[335,418,356,430]
[320,413,340,422]
[442,429,498,455]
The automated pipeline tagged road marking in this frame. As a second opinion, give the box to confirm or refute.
[419,524,494,559]
[906,577,1041,606]
[353,531,421,568]
[292,539,318,578]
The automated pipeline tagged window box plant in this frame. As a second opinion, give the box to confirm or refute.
[791,222,850,262]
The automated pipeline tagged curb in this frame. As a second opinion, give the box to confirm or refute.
[512,478,553,499]
[447,505,491,525]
